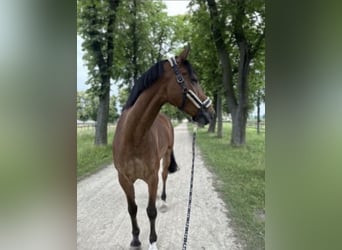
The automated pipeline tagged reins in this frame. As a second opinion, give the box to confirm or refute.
[182,125,197,250]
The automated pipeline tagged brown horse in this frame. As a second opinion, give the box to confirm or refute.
[112,46,214,250]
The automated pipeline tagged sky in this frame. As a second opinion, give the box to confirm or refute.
[77,36,88,92]
[162,0,191,16]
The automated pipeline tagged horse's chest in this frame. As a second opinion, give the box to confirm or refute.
[124,157,156,181]
[114,140,162,181]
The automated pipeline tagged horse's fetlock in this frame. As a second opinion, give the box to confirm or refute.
[132,229,140,237]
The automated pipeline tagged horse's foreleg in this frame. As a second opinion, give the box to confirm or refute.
[147,175,158,249]
[118,174,141,247]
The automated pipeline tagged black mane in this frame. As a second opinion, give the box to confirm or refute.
[183,59,197,82]
[122,58,196,111]
[123,60,165,110]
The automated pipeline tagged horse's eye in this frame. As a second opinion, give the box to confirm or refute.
[191,78,198,84]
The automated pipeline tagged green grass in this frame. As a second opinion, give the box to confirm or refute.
[77,127,115,180]
[191,123,265,250]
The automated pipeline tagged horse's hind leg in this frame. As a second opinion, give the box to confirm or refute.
[147,175,158,250]
[161,150,171,202]
[160,149,178,212]
[118,173,141,248]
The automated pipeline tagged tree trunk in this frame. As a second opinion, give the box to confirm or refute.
[228,0,248,146]
[257,91,261,134]
[93,0,120,145]
[217,94,223,138]
[231,40,251,146]
[95,88,110,145]
[207,93,217,133]
[231,106,247,146]
[206,0,237,143]
[206,0,264,146]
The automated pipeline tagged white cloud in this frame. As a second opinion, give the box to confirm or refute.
[163,0,191,16]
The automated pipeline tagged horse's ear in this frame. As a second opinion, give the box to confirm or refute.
[177,45,191,63]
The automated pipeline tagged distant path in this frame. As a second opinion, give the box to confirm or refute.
[77,122,241,250]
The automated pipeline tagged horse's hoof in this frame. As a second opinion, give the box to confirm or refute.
[159,201,168,213]
[129,246,141,250]
[130,239,141,249]
[148,242,158,250]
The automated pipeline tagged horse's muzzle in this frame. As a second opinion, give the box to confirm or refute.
[192,108,213,126]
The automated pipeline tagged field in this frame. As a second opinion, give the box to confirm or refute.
[77,126,115,180]
[193,123,265,249]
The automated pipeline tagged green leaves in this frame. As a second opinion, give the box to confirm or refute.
[77,91,98,121]
[77,0,264,125]
[113,0,177,90]
[78,0,119,96]
[77,91,118,122]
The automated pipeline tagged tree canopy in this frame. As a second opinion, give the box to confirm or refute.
[77,0,265,146]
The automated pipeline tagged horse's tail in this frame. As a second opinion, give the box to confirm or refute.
[168,150,178,173]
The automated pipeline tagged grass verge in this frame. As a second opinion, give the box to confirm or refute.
[77,127,115,180]
[191,123,265,250]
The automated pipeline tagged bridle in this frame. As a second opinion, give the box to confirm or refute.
[167,57,212,111]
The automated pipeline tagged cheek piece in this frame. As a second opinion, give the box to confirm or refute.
[167,57,212,125]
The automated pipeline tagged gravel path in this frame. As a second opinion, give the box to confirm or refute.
[77,122,241,250]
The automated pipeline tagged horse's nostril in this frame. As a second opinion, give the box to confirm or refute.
[192,109,212,126]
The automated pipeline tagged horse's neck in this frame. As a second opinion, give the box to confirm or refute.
[125,82,165,144]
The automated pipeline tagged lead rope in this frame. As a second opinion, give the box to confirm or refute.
[182,125,197,250]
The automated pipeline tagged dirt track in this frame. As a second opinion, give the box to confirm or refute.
[77,122,241,250]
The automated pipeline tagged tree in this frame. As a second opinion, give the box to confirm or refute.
[188,1,224,137]
[77,91,99,121]
[205,0,265,146]
[108,95,119,123]
[249,51,265,134]
[77,91,89,122]
[161,104,186,122]
[112,1,195,122]
[117,87,129,111]
[77,0,120,145]
[113,0,170,90]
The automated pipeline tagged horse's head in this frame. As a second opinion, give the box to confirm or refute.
[164,46,215,126]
